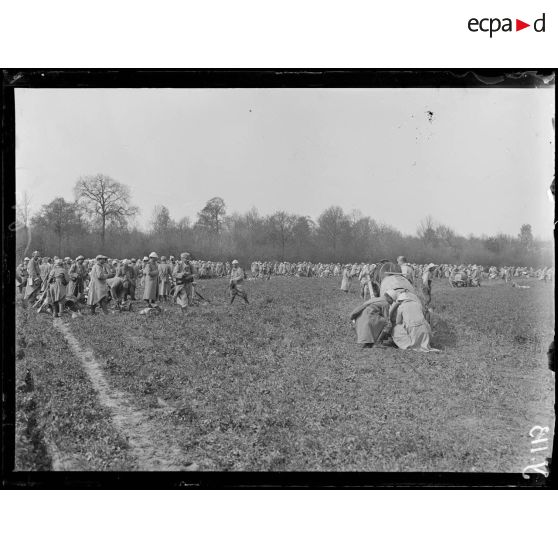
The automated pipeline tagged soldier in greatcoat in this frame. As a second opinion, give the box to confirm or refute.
[143,252,159,306]
[87,255,111,314]
[157,256,173,302]
[47,257,70,318]
[172,252,195,313]
[16,257,29,296]
[229,259,249,304]
[117,259,137,300]
[24,251,43,304]
[68,255,87,297]
[39,257,51,286]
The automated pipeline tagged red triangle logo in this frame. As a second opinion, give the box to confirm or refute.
[516,19,530,31]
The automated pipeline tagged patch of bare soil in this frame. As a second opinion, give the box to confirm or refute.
[53,320,198,471]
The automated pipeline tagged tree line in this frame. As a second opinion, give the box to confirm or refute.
[15,173,553,267]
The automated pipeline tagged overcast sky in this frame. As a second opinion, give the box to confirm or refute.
[16,87,554,239]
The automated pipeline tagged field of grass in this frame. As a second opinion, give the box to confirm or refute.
[15,275,555,472]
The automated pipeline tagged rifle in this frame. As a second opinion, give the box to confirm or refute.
[191,281,211,303]
[32,288,48,309]
[31,274,51,308]
[194,288,210,303]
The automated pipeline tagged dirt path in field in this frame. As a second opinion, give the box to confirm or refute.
[53,320,198,471]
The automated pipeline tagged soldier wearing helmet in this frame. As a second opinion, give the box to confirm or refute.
[142,252,160,307]
[16,257,30,296]
[172,252,195,312]
[68,255,87,298]
[87,255,110,314]
[24,251,42,304]
[229,259,249,304]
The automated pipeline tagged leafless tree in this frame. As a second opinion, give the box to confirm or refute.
[417,215,438,246]
[317,206,350,260]
[16,190,33,229]
[14,190,33,259]
[74,174,139,248]
[268,211,297,260]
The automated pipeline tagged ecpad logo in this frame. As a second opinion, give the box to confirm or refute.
[468,13,546,37]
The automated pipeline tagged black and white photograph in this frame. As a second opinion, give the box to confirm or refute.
[4,71,555,482]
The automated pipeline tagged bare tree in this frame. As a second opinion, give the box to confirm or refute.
[291,216,314,260]
[268,211,297,260]
[417,215,438,246]
[16,190,33,228]
[317,206,349,260]
[14,190,33,259]
[74,174,139,248]
[177,216,191,231]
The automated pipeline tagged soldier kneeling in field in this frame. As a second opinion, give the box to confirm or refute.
[350,296,392,349]
[384,289,439,352]
[107,275,131,311]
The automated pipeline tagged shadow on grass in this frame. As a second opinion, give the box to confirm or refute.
[429,312,458,349]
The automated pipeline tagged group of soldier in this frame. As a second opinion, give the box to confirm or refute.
[344,256,553,352]
[247,260,553,284]
[15,249,552,321]
[16,251,249,318]
[338,259,553,297]
[345,257,438,352]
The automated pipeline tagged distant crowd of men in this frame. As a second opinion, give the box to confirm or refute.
[247,260,553,284]
[15,251,553,321]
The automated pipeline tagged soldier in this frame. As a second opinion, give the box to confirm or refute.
[349,295,391,348]
[68,255,87,297]
[16,257,29,296]
[173,252,195,313]
[340,264,351,293]
[24,251,43,305]
[127,258,138,299]
[117,259,136,300]
[158,256,173,302]
[384,289,439,352]
[263,261,272,281]
[39,256,51,286]
[470,265,482,287]
[397,256,414,285]
[421,263,436,307]
[107,274,130,309]
[143,252,160,307]
[47,257,70,318]
[139,256,149,288]
[358,263,375,300]
[88,255,110,315]
[229,259,249,304]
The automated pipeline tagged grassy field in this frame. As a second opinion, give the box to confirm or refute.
[15,276,555,472]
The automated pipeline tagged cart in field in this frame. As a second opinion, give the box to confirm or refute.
[449,271,470,287]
